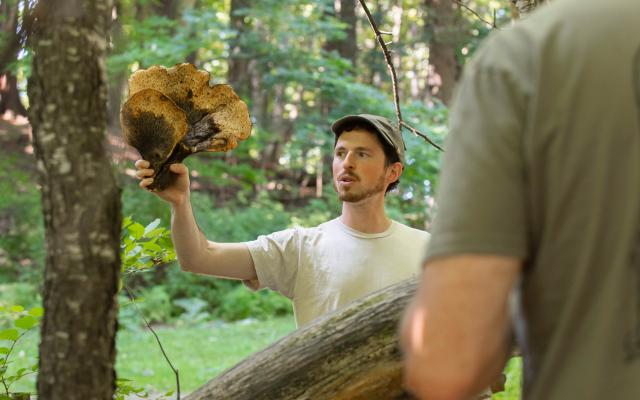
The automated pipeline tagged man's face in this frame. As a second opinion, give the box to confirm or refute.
[332,128,399,203]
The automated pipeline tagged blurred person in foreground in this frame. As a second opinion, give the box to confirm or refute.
[135,114,430,327]
[401,0,640,398]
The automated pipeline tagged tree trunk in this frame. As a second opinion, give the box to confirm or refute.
[325,0,357,67]
[511,0,546,18]
[107,1,126,128]
[0,72,26,116]
[27,1,121,399]
[186,278,420,400]
[424,0,461,105]
[0,0,27,116]
[0,0,21,71]
[227,0,252,100]
[152,0,180,20]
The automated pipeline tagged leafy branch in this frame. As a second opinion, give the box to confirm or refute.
[120,217,179,400]
[357,0,443,151]
[0,305,42,398]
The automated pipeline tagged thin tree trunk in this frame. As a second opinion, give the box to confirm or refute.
[227,0,252,100]
[325,0,357,67]
[152,0,180,20]
[0,72,26,116]
[0,0,27,116]
[107,1,125,128]
[424,0,461,105]
[27,1,121,399]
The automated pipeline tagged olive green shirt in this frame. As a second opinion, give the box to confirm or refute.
[426,0,640,398]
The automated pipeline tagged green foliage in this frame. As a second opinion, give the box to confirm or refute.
[0,284,40,312]
[114,377,174,400]
[0,305,42,398]
[216,285,292,321]
[121,216,176,275]
[0,156,44,284]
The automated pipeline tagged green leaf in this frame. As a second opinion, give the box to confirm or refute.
[0,328,19,341]
[15,316,38,330]
[128,222,145,239]
[143,218,161,235]
[29,307,44,317]
[122,215,133,229]
[142,241,162,253]
[0,347,10,354]
[145,227,166,239]
[10,305,24,313]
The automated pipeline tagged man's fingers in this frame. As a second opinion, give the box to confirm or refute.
[169,163,187,174]
[135,159,150,169]
[135,168,154,179]
[139,178,154,188]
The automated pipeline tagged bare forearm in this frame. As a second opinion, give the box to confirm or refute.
[401,255,520,399]
[169,199,256,280]
[170,198,209,270]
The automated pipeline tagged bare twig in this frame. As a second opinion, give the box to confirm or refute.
[452,0,499,29]
[357,0,443,151]
[124,285,181,400]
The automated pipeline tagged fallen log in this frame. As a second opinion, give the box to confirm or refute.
[186,276,508,399]
[186,278,419,400]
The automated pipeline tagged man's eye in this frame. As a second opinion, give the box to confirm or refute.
[359,152,368,157]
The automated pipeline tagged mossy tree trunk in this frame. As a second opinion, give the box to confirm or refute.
[27,1,121,399]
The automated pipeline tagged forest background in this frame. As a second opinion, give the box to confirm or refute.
[0,0,520,397]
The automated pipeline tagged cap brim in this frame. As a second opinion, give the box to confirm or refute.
[331,115,380,136]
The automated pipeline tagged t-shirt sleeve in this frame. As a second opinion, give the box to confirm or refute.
[243,228,301,298]
[426,44,530,262]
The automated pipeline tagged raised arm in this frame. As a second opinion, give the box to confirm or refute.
[135,160,257,281]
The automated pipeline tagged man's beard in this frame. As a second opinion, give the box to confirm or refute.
[333,172,386,203]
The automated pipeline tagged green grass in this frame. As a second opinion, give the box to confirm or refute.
[4,317,522,398]
[116,317,296,394]
[5,317,296,396]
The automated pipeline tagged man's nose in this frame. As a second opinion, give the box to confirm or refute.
[342,151,356,169]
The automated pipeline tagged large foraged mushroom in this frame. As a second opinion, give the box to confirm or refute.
[120,63,252,191]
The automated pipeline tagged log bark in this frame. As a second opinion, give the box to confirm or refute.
[27,1,121,399]
[186,279,419,400]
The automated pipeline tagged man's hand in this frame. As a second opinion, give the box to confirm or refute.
[134,160,190,207]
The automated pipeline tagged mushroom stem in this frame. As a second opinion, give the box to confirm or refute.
[148,143,192,192]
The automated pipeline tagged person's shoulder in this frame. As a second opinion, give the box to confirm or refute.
[392,221,431,241]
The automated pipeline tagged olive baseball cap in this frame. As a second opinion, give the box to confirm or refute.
[331,114,405,163]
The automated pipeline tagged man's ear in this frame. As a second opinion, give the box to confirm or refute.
[387,162,403,182]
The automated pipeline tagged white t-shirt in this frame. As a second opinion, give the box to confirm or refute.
[245,218,430,326]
